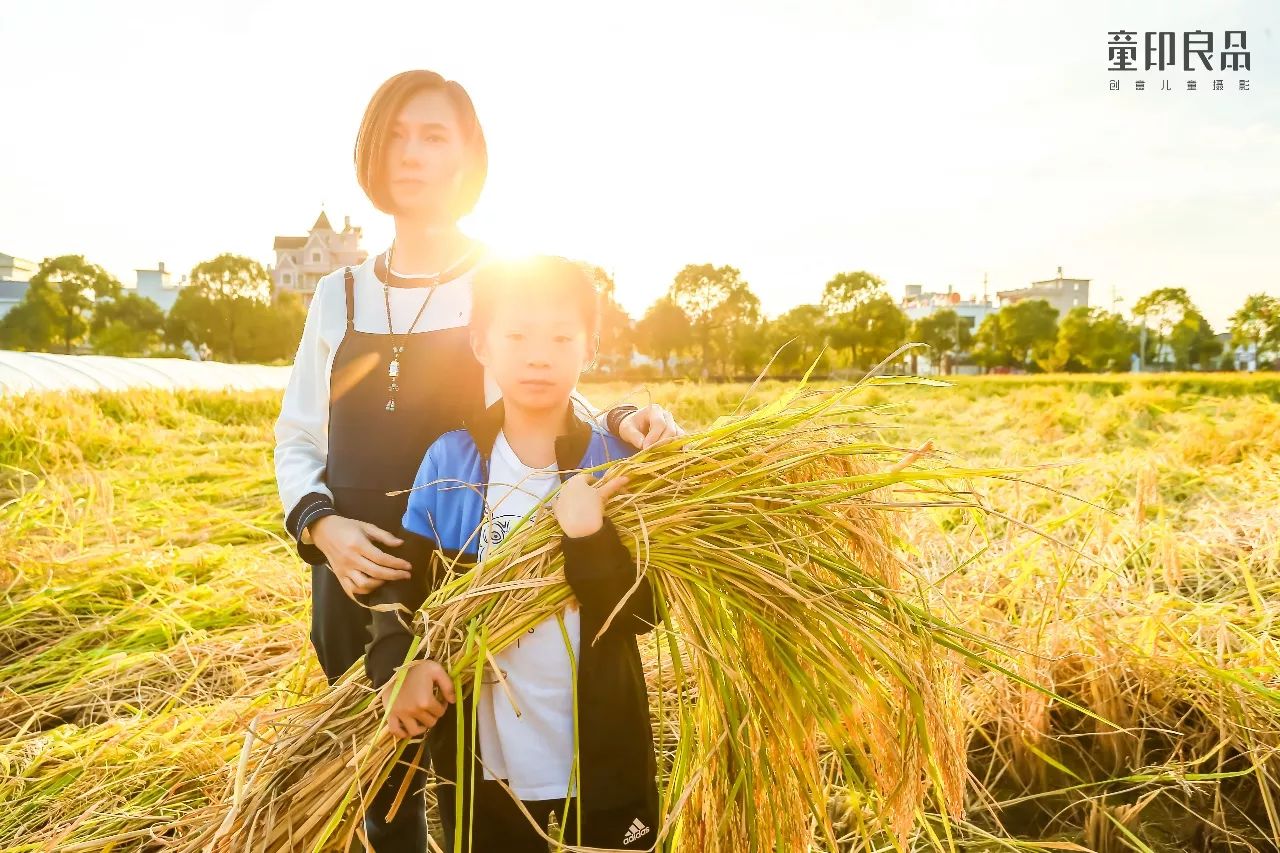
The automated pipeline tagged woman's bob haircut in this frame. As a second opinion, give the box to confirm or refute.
[354,70,488,219]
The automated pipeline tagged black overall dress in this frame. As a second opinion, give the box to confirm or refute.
[311,255,484,853]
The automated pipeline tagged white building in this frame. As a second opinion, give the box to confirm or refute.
[0,252,37,320]
[0,252,37,282]
[130,261,185,313]
[997,267,1090,317]
[1216,332,1264,372]
[900,284,997,332]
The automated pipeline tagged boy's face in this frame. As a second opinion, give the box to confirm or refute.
[471,295,595,416]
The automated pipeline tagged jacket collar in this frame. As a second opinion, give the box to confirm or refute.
[463,396,596,482]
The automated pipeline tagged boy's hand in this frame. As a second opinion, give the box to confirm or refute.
[554,472,630,539]
[618,404,685,450]
[378,659,456,740]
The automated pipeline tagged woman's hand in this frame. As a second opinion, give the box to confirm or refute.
[310,514,413,600]
[378,659,456,740]
[554,471,630,539]
[617,403,685,450]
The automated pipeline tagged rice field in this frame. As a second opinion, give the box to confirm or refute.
[1,374,1278,852]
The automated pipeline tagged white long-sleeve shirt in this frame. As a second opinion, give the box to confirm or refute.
[272,252,621,551]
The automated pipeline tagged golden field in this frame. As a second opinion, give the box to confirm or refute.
[1,374,1278,852]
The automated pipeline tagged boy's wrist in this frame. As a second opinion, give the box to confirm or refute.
[561,515,623,558]
[560,516,605,539]
[605,404,640,437]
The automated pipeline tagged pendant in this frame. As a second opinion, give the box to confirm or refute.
[385,345,405,412]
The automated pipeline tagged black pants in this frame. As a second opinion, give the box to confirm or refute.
[311,562,433,853]
[435,778,659,852]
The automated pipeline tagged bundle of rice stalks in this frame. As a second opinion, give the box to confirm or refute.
[177,370,1072,852]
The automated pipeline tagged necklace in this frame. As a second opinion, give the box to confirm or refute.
[380,239,476,412]
[386,235,477,280]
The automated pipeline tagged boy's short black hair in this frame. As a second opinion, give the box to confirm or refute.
[470,255,602,337]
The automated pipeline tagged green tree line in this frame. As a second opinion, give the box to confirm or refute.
[0,254,306,362]
[3,254,1276,377]
[609,265,1279,378]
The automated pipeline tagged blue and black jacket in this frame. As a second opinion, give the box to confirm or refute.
[362,396,660,816]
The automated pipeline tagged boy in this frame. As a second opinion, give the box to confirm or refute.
[363,255,661,852]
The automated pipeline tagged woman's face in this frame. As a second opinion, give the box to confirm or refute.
[385,88,467,219]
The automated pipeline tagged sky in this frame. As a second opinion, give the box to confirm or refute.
[1,0,1276,331]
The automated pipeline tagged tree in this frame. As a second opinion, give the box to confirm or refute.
[1050,306,1136,372]
[848,294,909,370]
[6,255,122,353]
[636,297,691,376]
[1169,308,1221,370]
[1081,309,1136,373]
[911,309,972,374]
[764,304,832,375]
[90,292,166,356]
[236,290,307,363]
[1003,299,1059,369]
[581,264,634,372]
[166,254,273,362]
[821,271,887,368]
[0,297,58,351]
[973,300,1058,371]
[1132,287,1193,370]
[972,313,1010,371]
[1228,293,1280,364]
[821,271,885,315]
[668,264,757,378]
[720,283,762,377]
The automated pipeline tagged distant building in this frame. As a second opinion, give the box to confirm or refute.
[0,253,36,320]
[900,283,997,332]
[0,281,29,320]
[271,211,367,306]
[0,252,37,282]
[130,261,185,313]
[2,251,190,320]
[1217,332,1263,371]
[996,266,1090,318]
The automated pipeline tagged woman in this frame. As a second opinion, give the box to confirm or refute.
[273,70,682,853]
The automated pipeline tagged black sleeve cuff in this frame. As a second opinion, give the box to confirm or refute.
[361,529,439,687]
[605,404,640,439]
[561,516,657,635]
[286,491,336,565]
[561,516,632,581]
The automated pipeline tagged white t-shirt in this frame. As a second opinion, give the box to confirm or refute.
[475,428,582,801]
